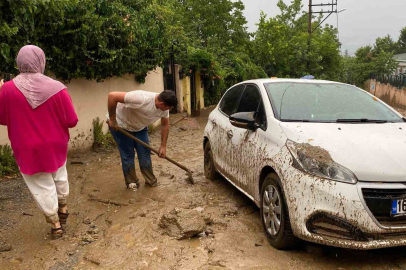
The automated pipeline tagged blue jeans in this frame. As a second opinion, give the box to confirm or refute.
[109,127,157,187]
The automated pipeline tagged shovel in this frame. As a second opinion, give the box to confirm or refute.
[116,127,195,184]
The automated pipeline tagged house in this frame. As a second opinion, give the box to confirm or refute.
[394,53,406,75]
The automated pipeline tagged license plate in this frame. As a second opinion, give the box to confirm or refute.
[392,199,406,215]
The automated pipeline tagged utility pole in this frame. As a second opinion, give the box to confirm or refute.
[307,0,344,73]
[307,0,312,70]
[308,0,312,35]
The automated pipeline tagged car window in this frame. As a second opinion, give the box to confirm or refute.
[237,85,261,113]
[264,82,403,123]
[237,85,267,128]
[220,85,245,116]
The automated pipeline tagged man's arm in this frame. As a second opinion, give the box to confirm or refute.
[158,117,170,158]
[107,92,126,129]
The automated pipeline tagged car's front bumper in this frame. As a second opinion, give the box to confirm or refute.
[278,146,406,250]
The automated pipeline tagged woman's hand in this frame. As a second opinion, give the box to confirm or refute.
[0,79,4,90]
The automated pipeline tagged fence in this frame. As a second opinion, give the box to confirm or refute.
[370,73,406,89]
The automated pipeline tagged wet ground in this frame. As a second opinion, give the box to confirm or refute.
[1,108,406,269]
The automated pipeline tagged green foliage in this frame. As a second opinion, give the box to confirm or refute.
[397,27,406,54]
[373,35,398,55]
[251,1,341,80]
[92,117,115,151]
[0,0,166,82]
[157,0,266,105]
[0,144,19,178]
[340,41,398,87]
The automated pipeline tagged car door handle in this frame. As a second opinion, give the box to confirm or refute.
[227,130,233,138]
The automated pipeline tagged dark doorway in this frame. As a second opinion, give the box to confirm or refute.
[163,46,177,114]
[190,72,198,117]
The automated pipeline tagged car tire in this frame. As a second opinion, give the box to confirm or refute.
[204,141,218,181]
[260,173,299,249]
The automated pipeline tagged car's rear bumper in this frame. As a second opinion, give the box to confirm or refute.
[278,146,406,250]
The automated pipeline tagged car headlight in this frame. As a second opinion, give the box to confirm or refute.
[286,140,358,184]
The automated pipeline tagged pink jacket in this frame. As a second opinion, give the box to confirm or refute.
[0,81,78,175]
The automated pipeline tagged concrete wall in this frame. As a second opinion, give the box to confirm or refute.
[181,76,192,115]
[0,68,164,149]
[175,67,204,116]
[196,72,205,110]
[367,79,406,110]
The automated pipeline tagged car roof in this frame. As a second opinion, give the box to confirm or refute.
[239,78,349,86]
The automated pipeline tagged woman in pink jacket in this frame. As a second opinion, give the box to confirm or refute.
[0,45,78,239]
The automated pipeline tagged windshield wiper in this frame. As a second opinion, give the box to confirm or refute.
[336,118,388,123]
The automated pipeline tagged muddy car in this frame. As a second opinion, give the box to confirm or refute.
[203,79,406,250]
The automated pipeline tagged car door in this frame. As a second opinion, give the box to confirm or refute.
[228,84,268,195]
[211,84,245,177]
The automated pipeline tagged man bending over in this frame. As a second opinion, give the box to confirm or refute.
[107,90,177,189]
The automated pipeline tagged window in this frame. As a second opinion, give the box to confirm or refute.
[237,85,261,113]
[237,84,267,128]
[264,82,403,122]
[220,85,245,116]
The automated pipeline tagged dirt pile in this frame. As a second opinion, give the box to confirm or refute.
[158,208,206,239]
[296,143,333,164]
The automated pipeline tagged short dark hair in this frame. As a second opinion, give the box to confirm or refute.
[158,90,178,107]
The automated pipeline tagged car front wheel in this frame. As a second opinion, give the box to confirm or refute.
[260,173,299,249]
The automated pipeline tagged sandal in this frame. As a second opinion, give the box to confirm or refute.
[51,227,64,239]
[58,203,69,225]
[58,211,69,225]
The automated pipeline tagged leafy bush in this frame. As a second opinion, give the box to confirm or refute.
[0,144,19,178]
[0,0,165,82]
[92,117,115,151]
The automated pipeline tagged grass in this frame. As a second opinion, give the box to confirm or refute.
[92,117,116,152]
[0,144,19,179]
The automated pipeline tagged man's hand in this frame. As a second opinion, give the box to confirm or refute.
[108,118,119,131]
[158,145,166,158]
[0,79,4,90]
[159,117,169,158]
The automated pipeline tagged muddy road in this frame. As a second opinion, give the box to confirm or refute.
[1,108,406,270]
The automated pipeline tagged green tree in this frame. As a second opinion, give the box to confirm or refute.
[157,0,265,105]
[396,27,406,54]
[342,43,397,87]
[0,0,166,82]
[373,35,398,55]
[251,0,341,80]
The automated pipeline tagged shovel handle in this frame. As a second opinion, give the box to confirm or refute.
[117,127,191,173]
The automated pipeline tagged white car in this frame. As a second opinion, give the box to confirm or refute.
[203,79,406,250]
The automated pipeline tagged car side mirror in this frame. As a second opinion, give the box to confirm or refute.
[229,112,259,131]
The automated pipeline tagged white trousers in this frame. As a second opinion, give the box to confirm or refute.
[21,162,69,224]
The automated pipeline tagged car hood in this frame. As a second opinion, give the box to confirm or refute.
[280,122,406,182]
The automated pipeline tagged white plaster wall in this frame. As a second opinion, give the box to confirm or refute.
[0,68,164,149]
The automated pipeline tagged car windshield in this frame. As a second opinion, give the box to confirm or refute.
[264,82,404,123]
